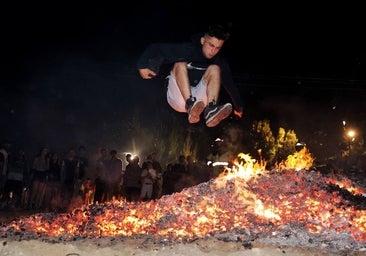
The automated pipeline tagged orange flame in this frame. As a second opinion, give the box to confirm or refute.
[278,147,314,171]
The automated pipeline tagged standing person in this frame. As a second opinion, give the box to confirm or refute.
[148,153,163,199]
[105,149,123,201]
[140,161,157,201]
[76,146,89,182]
[93,147,109,204]
[60,148,80,210]
[123,154,142,202]
[4,147,28,209]
[137,24,244,127]
[162,163,174,195]
[172,155,189,192]
[29,147,50,210]
[44,152,62,212]
[81,177,95,205]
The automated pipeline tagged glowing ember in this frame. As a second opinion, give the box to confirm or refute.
[1,148,366,248]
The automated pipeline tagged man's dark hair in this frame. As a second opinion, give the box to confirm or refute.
[206,24,231,41]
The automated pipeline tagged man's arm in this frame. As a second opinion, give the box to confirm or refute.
[137,42,193,78]
[219,59,244,118]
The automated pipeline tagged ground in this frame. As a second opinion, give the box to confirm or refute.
[2,237,363,256]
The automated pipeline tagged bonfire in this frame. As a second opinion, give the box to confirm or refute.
[1,148,366,252]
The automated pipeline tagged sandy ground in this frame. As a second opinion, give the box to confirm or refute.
[2,237,364,256]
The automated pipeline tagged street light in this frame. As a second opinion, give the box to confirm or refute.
[346,129,356,153]
[347,130,355,141]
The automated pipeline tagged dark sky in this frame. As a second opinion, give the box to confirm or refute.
[3,2,365,77]
[1,2,365,157]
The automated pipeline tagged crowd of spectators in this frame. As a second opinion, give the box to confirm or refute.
[0,139,214,213]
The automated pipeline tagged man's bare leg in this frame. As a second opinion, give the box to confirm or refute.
[203,64,221,103]
[203,65,232,127]
[172,62,205,124]
[172,62,191,101]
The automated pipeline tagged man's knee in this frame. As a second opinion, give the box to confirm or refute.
[204,64,220,83]
[172,62,188,75]
[206,64,220,74]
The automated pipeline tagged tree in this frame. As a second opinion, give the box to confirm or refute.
[249,120,298,168]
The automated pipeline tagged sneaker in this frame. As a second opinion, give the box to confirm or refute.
[205,102,232,127]
[186,97,205,124]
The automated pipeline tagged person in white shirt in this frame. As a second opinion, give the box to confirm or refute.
[140,161,157,201]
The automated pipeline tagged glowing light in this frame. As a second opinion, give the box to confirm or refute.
[207,161,228,167]
[347,130,355,141]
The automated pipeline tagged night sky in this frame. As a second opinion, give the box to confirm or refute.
[1,2,365,159]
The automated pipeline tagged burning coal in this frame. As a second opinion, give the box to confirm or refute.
[1,148,366,251]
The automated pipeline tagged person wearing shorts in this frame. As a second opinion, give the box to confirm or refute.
[137,24,243,127]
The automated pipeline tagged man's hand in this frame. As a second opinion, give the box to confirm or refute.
[139,68,156,79]
[233,108,243,118]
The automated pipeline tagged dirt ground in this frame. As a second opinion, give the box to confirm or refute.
[2,237,365,256]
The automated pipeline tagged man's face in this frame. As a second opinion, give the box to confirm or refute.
[200,35,225,59]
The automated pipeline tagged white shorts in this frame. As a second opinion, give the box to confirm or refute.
[166,72,208,113]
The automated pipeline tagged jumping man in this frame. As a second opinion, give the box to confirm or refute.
[137,24,243,127]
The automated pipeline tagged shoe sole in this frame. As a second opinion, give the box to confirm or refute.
[188,100,205,124]
[205,103,232,127]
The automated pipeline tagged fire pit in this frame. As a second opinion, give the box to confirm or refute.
[1,149,366,255]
